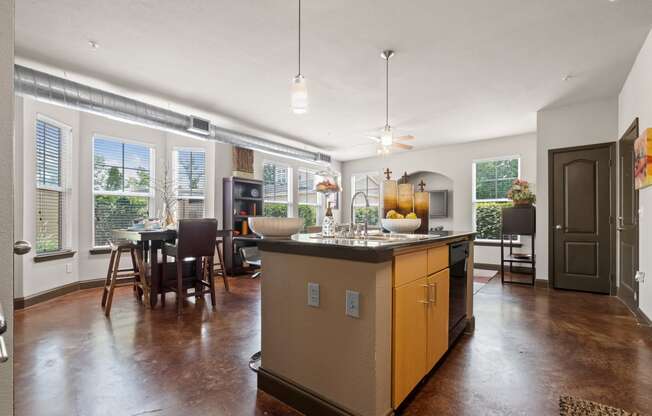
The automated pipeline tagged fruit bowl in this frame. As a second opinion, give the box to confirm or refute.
[248,217,304,239]
[380,218,422,234]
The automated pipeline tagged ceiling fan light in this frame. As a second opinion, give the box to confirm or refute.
[381,126,393,146]
[291,74,308,114]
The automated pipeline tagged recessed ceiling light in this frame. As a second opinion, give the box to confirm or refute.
[88,40,99,49]
[562,74,575,81]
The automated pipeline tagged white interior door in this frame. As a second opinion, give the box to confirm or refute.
[0,1,15,414]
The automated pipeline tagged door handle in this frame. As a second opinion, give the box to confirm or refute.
[555,224,562,230]
[13,240,32,255]
[0,337,8,363]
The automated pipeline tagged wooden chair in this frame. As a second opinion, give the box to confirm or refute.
[162,219,218,316]
[101,240,149,317]
[203,230,231,291]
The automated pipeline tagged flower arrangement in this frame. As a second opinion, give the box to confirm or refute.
[507,179,536,206]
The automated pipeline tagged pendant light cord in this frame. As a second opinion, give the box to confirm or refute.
[385,55,389,127]
[298,0,301,75]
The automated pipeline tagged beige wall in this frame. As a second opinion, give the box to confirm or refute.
[261,252,392,416]
[619,28,652,317]
[535,97,619,280]
[0,0,14,413]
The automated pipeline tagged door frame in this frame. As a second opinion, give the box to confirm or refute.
[617,118,641,313]
[547,141,617,294]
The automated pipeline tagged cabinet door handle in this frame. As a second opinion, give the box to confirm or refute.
[429,283,437,305]
[419,284,430,305]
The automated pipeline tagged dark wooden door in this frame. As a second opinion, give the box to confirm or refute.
[618,119,639,308]
[550,143,615,293]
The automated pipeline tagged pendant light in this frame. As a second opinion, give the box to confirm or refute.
[380,50,395,147]
[291,0,308,114]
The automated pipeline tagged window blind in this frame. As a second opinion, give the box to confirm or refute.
[36,120,64,253]
[175,149,206,219]
[93,137,152,247]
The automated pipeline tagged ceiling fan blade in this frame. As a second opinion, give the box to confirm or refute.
[365,136,381,143]
[395,135,415,141]
[392,142,413,150]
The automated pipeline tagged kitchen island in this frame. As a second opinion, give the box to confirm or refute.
[257,231,475,416]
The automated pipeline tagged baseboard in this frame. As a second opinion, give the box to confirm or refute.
[258,368,359,416]
[474,263,499,270]
[535,279,549,288]
[14,277,117,310]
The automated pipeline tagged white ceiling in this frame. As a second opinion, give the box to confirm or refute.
[15,0,652,161]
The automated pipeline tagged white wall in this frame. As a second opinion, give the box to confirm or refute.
[341,133,537,266]
[535,97,619,280]
[619,29,652,318]
[14,97,339,298]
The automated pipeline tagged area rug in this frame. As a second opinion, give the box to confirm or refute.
[473,268,498,294]
[559,395,644,416]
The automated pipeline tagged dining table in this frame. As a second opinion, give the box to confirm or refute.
[112,227,232,308]
[112,228,177,308]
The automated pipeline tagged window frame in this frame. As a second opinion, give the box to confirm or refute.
[91,134,155,248]
[297,166,320,227]
[263,160,293,218]
[471,156,521,242]
[172,146,207,219]
[34,114,73,255]
[350,171,381,226]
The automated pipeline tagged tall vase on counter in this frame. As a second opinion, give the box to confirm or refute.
[414,180,429,234]
[397,172,414,216]
[314,168,341,237]
[382,168,398,218]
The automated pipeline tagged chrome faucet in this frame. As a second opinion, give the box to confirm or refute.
[350,191,370,238]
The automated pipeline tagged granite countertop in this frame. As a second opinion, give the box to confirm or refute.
[256,231,475,263]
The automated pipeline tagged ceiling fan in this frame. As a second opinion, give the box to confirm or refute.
[367,50,416,155]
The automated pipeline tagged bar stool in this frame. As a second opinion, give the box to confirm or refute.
[203,230,231,291]
[101,239,149,317]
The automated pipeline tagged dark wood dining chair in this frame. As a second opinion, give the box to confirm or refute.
[101,239,149,316]
[161,219,218,316]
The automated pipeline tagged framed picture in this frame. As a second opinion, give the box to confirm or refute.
[634,128,652,190]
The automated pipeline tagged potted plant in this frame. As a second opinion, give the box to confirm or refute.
[507,179,536,207]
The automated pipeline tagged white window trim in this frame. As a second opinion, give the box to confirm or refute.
[297,166,321,226]
[35,114,73,254]
[263,160,293,217]
[172,146,207,218]
[350,171,381,224]
[471,156,521,242]
[91,134,156,248]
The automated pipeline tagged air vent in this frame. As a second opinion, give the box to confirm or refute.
[317,153,331,163]
[187,116,210,136]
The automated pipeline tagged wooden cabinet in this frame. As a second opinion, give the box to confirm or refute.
[426,268,449,370]
[392,248,451,408]
[392,277,428,406]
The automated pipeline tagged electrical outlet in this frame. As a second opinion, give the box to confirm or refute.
[345,290,360,318]
[307,282,320,307]
[65,263,72,274]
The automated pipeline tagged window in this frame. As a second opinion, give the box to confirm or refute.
[297,167,318,228]
[472,157,520,240]
[93,136,153,247]
[351,172,380,225]
[263,162,291,217]
[35,118,70,254]
[174,149,206,219]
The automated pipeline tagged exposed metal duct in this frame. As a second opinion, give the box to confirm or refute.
[14,65,330,163]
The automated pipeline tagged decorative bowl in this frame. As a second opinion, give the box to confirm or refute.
[381,218,422,234]
[248,217,304,239]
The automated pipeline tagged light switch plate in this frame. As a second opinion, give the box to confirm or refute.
[308,282,320,307]
[346,290,360,318]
